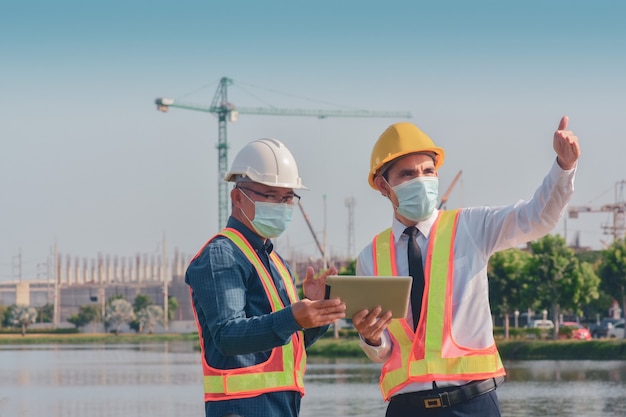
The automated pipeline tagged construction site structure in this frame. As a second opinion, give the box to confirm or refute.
[155,76,412,230]
[568,180,626,245]
[0,247,352,331]
[0,247,192,327]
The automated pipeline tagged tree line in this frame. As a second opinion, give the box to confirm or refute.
[0,294,179,336]
[485,234,625,339]
[338,234,626,340]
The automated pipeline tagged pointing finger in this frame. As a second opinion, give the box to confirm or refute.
[557,115,569,131]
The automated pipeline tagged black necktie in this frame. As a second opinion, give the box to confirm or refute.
[404,227,424,330]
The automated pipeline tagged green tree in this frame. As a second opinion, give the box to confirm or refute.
[0,305,8,327]
[37,303,54,323]
[137,305,165,334]
[598,238,626,338]
[488,248,532,339]
[105,299,135,335]
[527,234,600,339]
[581,290,614,323]
[576,249,604,265]
[133,294,152,312]
[8,305,38,336]
[67,305,101,332]
[103,294,125,333]
[339,259,356,276]
[577,262,602,314]
[128,294,153,332]
[167,296,179,321]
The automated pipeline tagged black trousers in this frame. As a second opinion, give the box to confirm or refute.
[385,390,502,417]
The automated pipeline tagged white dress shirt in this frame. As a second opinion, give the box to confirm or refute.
[356,159,576,395]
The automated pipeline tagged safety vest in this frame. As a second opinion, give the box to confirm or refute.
[189,228,306,402]
[372,210,505,400]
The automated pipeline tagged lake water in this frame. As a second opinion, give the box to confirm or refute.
[0,342,625,417]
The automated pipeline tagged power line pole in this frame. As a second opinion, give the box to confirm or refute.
[161,234,169,332]
[12,250,22,282]
[345,197,356,259]
[53,242,60,329]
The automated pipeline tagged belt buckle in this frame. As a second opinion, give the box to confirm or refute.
[424,397,442,408]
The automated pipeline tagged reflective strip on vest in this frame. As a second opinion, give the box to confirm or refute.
[192,228,306,401]
[372,211,505,400]
[269,250,306,389]
[372,229,398,276]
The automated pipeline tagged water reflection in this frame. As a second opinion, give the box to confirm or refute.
[506,359,626,382]
[0,345,624,417]
[302,358,387,417]
[502,360,626,417]
[0,343,204,417]
[302,358,626,417]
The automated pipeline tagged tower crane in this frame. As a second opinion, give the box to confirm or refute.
[567,180,626,244]
[155,76,412,229]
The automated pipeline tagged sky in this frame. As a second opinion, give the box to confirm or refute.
[2,0,625,281]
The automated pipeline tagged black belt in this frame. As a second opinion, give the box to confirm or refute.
[390,376,505,409]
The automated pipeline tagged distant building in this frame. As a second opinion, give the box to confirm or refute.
[0,250,353,327]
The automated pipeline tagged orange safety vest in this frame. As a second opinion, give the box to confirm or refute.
[189,228,306,401]
[372,210,505,400]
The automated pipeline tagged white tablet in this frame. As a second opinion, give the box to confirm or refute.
[325,275,412,318]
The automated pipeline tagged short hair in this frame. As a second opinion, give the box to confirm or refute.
[377,152,437,180]
[233,176,255,187]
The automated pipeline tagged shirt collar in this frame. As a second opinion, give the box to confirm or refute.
[391,209,440,243]
[226,216,271,254]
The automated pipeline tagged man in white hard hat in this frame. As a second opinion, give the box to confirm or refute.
[351,117,580,417]
[185,138,346,417]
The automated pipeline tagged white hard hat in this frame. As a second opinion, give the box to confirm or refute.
[224,138,308,189]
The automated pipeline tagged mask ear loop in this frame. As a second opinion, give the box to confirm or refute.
[236,187,257,223]
[381,176,400,210]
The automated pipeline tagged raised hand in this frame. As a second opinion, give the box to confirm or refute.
[302,265,337,301]
[553,115,580,170]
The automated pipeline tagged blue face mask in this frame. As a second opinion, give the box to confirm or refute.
[240,191,294,238]
[391,176,439,222]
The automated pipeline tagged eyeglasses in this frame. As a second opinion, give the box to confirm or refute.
[237,186,301,205]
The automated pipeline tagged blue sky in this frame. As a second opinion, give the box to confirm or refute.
[2,0,625,280]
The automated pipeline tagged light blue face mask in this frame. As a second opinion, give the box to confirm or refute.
[240,191,294,238]
[391,176,439,222]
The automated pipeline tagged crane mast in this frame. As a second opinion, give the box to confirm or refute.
[155,76,412,230]
[438,170,463,210]
[213,79,230,230]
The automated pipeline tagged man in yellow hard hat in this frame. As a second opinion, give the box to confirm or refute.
[185,138,346,417]
[351,118,580,416]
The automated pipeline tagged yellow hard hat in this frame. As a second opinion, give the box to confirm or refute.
[368,122,445,189]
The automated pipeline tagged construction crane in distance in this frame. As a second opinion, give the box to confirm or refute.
[438,170,463,210]
[297,201,326,263]
[155,76,412,230]
[567,179,626,244]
